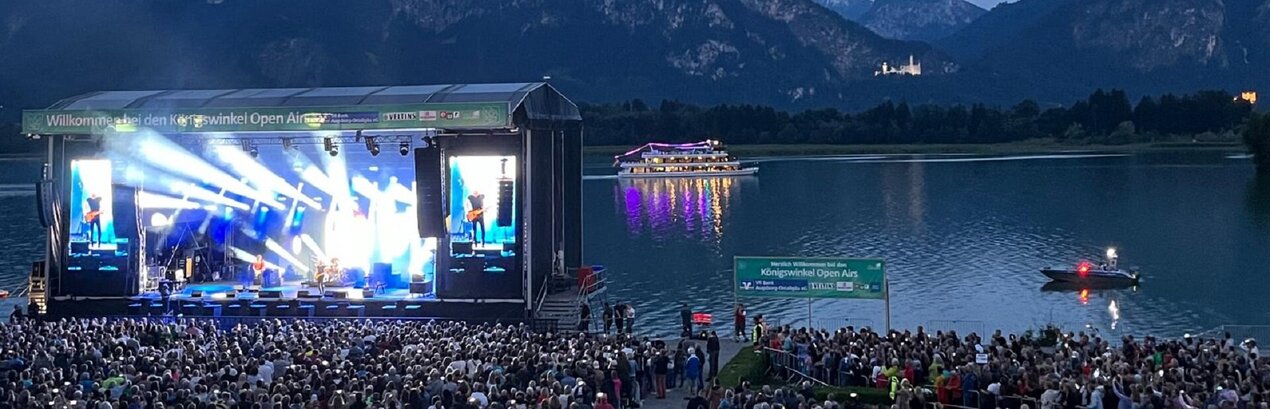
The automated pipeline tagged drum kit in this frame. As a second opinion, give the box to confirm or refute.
[313,257,346,286]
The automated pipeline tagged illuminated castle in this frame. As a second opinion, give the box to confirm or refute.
[875,55,922,76]
[1236,91,1257,105]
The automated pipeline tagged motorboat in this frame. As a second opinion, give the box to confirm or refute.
[1041,247,1140,286]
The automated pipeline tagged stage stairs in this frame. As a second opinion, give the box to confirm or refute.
[533,266,607,333]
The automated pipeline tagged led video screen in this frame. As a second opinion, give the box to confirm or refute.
[448,155,517,256]
[68,159,118,255]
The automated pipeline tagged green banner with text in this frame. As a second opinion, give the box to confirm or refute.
[734,256,886,299]
[22,102,510,134]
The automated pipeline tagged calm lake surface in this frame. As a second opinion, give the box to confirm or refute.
[583,151,1270,338]
[1,152,1267,338]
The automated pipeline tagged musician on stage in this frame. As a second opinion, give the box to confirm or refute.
[85,192,103,246]
[316,257,339,294]
[251,255,266,287]
[467,190,486,245]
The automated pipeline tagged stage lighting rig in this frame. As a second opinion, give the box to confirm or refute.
[240,140,258,158]
[281,137,294,151]
[365,136,380,157]
[323,137,334,152]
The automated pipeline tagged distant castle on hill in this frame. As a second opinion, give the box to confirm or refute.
[875,55,921,76]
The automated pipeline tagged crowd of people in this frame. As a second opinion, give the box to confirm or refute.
[753,317,1267,409]
[1,304,1267,409]
[0,314,759,409]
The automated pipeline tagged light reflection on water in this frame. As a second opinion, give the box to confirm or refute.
[616,177,738,248]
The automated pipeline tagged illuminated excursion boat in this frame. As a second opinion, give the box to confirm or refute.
[614,140,758,178]
[1041,247,1140,286]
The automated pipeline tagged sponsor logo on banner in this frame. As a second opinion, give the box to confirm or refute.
[323,112,379,124]
[440,111,462,120]
[384,112,419,121]
[421,111,438,121]
[471,111,481,119]
[836,282,855,292]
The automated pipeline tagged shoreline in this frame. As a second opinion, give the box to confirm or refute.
[584,140,1245,157]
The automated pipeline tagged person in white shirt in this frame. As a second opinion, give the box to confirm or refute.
[471,384,490,408]
[625,305,636,334]
[258,361,274,385]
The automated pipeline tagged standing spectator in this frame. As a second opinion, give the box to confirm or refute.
[707,331,722,379]
[680,304,693,337]
[603,302,614,334]
[752,315,765,348]
[595,393,615,409]
[25,300,39,322]
[8,305,22,323]
[624,303,635,335]
[653,350,669,399]
[579,302,592,333]
[733,304,746,341]
[614,303,626,335]
[686,347,703,395]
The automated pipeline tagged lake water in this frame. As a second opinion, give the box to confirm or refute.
[583,151,1270,338]
[1,152,1267,338]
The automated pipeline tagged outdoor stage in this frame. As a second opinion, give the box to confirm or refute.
[25,82,585,322]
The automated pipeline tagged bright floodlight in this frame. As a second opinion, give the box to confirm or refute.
[1106,247,1118,259]
[149,213,171,227]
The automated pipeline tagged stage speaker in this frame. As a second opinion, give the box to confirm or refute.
[298,290,319,299]
[190,290,204,298]
[451,241,473,255]
[112,185,138,233]
[71,241,89,254]
[414,147,443,238]
[363,288,375,298]
[327,290,348,299]
[224,292,236,299]
[259,290,283,299]
[35,180,54,228]
[496,179,514,227]
[409,282,431,294]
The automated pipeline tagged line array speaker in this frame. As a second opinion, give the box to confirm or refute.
[35,180,54,228]
[496,179,514,227]
[414,147,443,237]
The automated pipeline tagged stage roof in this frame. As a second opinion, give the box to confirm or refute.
[23,82,581,135]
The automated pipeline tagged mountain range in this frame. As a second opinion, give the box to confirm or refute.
[0,0,1266,122]
[818,0,987,42]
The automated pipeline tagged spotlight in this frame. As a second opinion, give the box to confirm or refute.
[282,138,294,151]
[329,145,339,157]
[399,141,410,156]
[240,140,258,158]
[364,136,380,157]
[323,137,334,152]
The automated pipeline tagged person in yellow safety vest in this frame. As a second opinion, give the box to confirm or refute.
[752,317,765,348]
[890,375,900,400]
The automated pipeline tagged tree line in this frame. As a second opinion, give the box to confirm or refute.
[580,89,1255,147]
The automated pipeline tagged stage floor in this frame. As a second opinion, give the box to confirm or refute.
[149,279,429,302]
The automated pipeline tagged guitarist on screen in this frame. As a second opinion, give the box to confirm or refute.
[84,192,103,246]
[467,189,486,245]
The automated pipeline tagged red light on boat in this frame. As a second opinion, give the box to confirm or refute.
[1077,262,1091,277]
[1079,289,1089,304]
